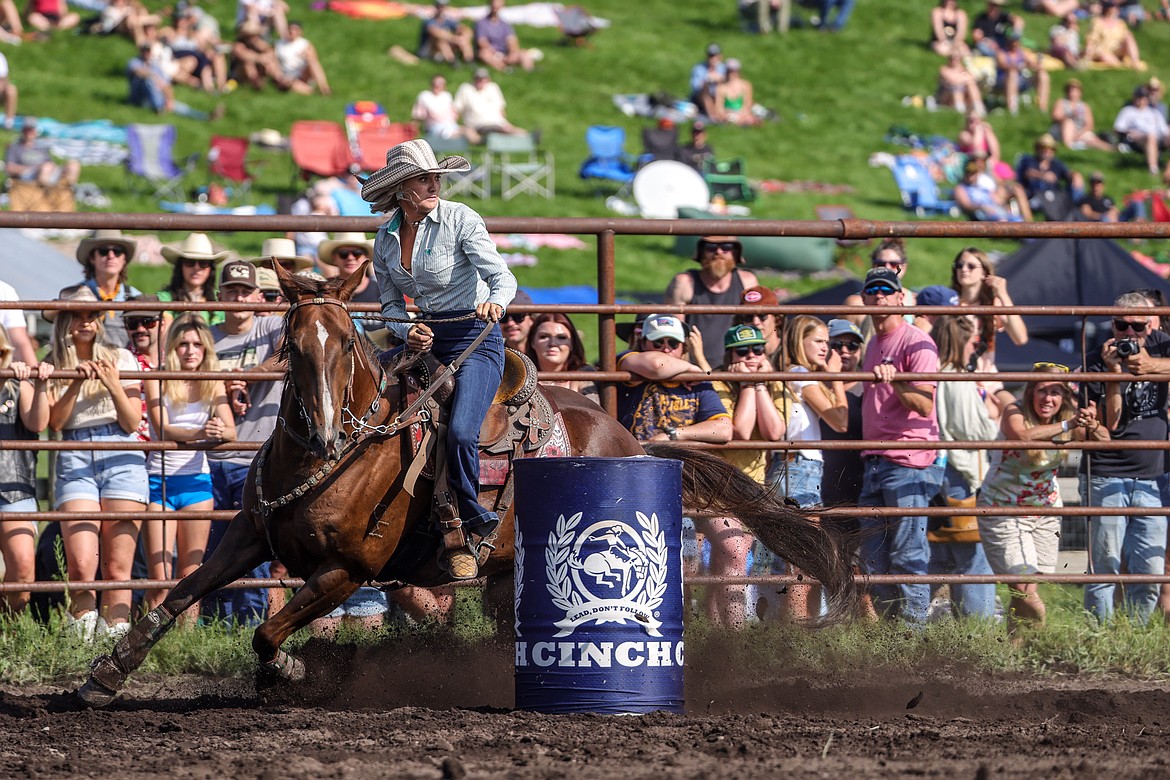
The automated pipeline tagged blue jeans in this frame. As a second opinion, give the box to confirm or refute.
[128,76,209,120]
[858,456,944,623]
[819,0,855,30]
[201,460,270,626]
[929,464,996,619]
[1081,475,1166,624]
[765,454,822,508]
[429,312,504,529]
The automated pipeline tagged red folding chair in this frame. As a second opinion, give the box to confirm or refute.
[289,120,355,185]
[355,122,419,172]
[208,135,256,201]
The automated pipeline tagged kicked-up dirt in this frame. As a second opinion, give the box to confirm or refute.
[1,636,1168,779]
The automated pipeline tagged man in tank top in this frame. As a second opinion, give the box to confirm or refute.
[663,235,758,371]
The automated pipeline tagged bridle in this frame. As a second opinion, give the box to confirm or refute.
[279,296,390,453]
[256,295,396,517]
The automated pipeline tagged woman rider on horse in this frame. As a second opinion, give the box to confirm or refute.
[361,139,518,581]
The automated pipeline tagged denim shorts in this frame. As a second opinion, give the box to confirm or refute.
[0,496,38,529]
[324,586,388,619]
[56,422,149,507]
[149,473,214,510]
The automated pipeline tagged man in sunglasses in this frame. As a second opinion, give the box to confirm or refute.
[842,237,917,328]
[1082,290,1170,624]
[126,294,163,442]
[857,267,943,625]
[616,313,731,445]
[500,289,535,352]
[665,235,759,371]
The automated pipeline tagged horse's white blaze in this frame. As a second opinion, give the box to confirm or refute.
[315,320,335,434]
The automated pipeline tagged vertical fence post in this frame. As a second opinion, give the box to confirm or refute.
[597,229,617,416]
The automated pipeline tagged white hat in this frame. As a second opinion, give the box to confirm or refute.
[75,229,137,265]
[316,232,375,267]
[360,139,470,204]
[161,232,232,264]
[641,314,687,344]
[43,284,101,323]
[247,237,314,272]
[255,267,280,292]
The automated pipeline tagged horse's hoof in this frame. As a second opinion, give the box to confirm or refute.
[76,677,119,708]
[261,650,306,683]
[76,654,125,708]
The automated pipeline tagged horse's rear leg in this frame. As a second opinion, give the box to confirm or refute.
[77,513,270,707]
[252,565,359,682]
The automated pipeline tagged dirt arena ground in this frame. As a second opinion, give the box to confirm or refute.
[2,638,1168,779]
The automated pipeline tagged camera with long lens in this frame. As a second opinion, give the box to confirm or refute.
[1115,338,1141,358]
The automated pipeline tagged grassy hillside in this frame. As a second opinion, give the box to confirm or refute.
[10,0,1169,305]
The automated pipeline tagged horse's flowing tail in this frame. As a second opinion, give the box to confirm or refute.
[644,442,860,623]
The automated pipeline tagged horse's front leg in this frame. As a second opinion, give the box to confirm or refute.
[253,564,360,683]
[77,512,271,707]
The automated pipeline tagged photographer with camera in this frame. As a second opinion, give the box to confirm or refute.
[1082,291,1170,624]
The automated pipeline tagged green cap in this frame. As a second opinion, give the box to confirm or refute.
[724,324,765,349]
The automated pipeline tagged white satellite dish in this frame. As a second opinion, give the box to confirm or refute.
[632,160,710,219]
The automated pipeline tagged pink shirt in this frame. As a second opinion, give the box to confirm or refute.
[861,320,940,468]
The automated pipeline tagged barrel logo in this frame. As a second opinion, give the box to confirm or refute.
[535,511,668,638]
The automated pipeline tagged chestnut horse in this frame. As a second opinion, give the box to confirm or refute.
[78,261,858,707]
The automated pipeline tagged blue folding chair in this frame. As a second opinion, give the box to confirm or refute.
[579,125,637,193]
[126,123,199,202]
[890,155,959,218]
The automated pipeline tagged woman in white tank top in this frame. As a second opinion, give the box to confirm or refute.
[143,315,236,614]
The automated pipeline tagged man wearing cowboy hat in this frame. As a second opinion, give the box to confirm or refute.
[317,232,385,338]
[247,236,314,273]
[73,229,142,349]
[664,235,759,371]
[158,232,232,326]
[363,138,517,580]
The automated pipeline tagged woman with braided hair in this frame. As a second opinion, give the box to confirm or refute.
[361,139,517,581]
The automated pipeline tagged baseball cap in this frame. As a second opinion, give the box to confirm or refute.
[473,67,490,80]
[641,314,687,344]
[917,285,959,307]
[827,319,863,341]
[863,267,903,293]
[740,286,779,307]
[724,324,764,350]
[1090,170,1105,183]
[255,267,280,292]
[1036,133,1057,149]
[615,312,648,343]
[1134,85,1150,99]
[218,259,258,289]
[706,43,721,57]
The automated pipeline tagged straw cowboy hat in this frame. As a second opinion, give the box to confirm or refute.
[75,229,138,264]
[247,237,314,272]
[43,283,101,323]
[160,232,232,264]
[360,139,470,203]
[316,232,375,267]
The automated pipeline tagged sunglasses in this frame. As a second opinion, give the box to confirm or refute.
[502,313,529,324]
[1033,361,1070,372]
[733,344,766,357]
[871,259,904,269]
[649,338,682,350]
[261,290,283,303]
[336,249,367,260]
[95,245,127,257]
[954,261,982,271]
[830,340,861,352]
[180,258,214,269]
[701,241,738,254]
[1113,319,1149,333]
[863,285,898,297]
[125,316,160,330]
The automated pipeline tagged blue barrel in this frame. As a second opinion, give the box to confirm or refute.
[513,457,685,715]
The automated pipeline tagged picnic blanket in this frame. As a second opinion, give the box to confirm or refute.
[330,1,608,27]
[160,202,277,215]
[492,233,588,251]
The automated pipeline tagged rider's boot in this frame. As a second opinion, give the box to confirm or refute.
[436,498,478,580]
